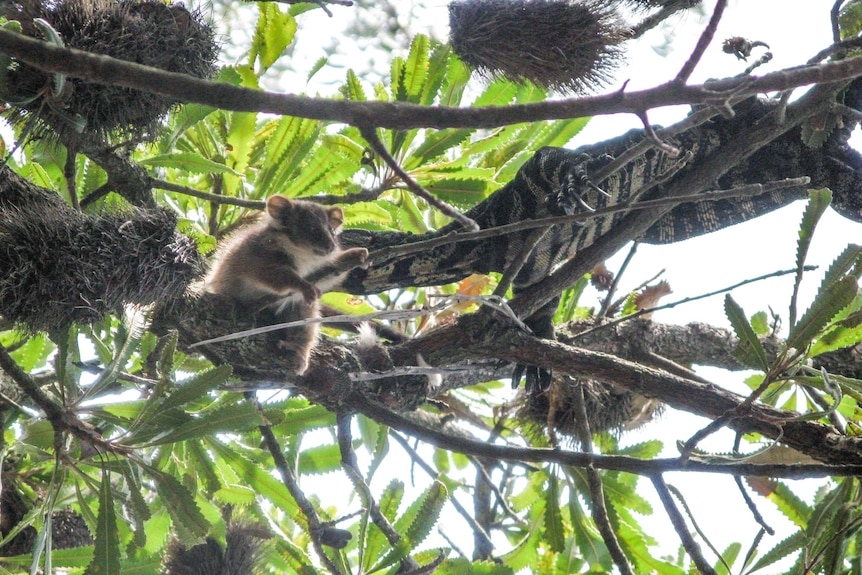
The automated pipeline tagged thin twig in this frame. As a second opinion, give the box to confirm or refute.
[808,35,862,65]
[637,111,680,156]
[64,146,79,210]
[569,381,634,575]
[675,0,728,84]
[733,475,775,536]
[347,392,862,478]
[493,227,550,297]
[253,396,344,575]
[389,431,496,554]
[349,365,469,382]
[426,294,530,333]
[590,104,723,185]
[650,475,718,575]
[831,0,848,43]
[370,177,809,264]
[0,345,130,455]
[631,2,696,39]
[666,483,731,573]
[336,412,421,572]
[573,264,817,340]
[741,51,773,75]
[597,242,638,320]
[189,293,528,348]
[359,125,479,231]
[153,178,265,209]
[188,303,449,347]
[437,528,469,559]
[469,458,526,528]
[154,177,388,208]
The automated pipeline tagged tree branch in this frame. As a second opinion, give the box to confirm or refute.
[2,29,862,130]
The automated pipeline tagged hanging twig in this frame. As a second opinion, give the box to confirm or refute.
[675,0,729,84]
[369,177,808,264]
[596,242,638,320]
[154,178,265,209]
[666,483,732,573]
[573,264,817,340]
[569,380,635,575]
[253,396,345,574]
[336,412,421,572]
[359,125,479,231]
[493,227,551,297]
[388,431,496,555]
[650,475,718,575]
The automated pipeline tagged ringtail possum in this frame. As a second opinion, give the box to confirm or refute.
[204,194,369,374]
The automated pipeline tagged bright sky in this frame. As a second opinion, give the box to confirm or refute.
[271,0,856,568]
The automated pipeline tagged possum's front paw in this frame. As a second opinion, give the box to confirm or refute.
[342,247,369,269]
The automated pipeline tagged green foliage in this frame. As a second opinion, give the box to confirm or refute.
[1,7,861,575]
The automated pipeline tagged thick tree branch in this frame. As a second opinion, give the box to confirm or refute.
[351,391,862,476]
[2,29,862,130]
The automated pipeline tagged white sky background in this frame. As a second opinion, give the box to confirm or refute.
[242,0,858,569]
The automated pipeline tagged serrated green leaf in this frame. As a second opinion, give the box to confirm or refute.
[812,309,862,357]
[405,129,472,169]
[362,479,404,570]
[371,480,447,571]
[297,443,343,475]
[418,43,452,107]
[307,56,328,83]
[214,484,256,505]
[226,111,258,186]
[472,79,519,107]
[118,460,150,550]
[80,305,149,403]
[9,333,53,372]
[342,69,366,101]
[502,499,545,572]
[145,402,263,446]
[83,469,121,575]
[273,404,337,435]
[159,365,232,413]
[340,201,393,228]
[139,153,240,175]
[750,311,770,335]
[725,295,769,371]
[788,276,859,350]
[256,116,321,197]
[544,476,565,553]
[425,177,491,209]
[207,439,300,517]
[286,134,362,197]
[402,35,430,104]
[790,188,833,327]
[148,469,210,543]
[435,558,515,575]
[250,4,296,72]
[764,480,811,527]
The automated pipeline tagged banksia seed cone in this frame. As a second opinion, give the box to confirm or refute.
[0,182,203,332]
[0,0,218,143]
[448,0,628,94]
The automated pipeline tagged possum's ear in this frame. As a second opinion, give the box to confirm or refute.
[265,195,292,219]
[327,206,345,229]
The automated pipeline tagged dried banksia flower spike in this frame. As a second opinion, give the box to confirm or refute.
[448,0,629,94]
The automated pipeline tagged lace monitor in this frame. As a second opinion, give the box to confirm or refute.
[338,96,862,391]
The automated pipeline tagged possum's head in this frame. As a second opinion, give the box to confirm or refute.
[263,195,343,256]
